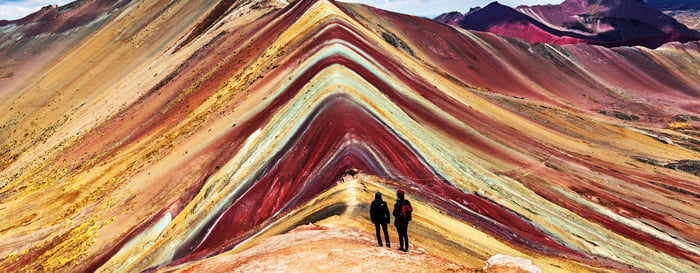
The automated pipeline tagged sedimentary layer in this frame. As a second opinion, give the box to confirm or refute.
[0,0,698,272]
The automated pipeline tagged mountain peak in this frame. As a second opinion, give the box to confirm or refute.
[481,1,517,12]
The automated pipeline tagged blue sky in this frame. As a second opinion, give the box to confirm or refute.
[0,0,561,21]
[0,0,71,20]
[0,0,69,20]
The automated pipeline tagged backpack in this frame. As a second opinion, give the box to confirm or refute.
[399,201,412,221]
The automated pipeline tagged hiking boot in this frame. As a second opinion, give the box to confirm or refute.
[378,243,383,247]
[386,243,391,247]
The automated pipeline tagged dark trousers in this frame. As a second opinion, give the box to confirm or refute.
[374,223,390,246]
[396,221,409,250]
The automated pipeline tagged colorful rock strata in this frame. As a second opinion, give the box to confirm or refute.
[0,0,698,272]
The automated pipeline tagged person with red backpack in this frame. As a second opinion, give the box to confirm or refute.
[370,191,391,247]
[393,189,413,252]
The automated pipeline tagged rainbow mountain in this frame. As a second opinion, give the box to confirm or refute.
[0,0,699,272]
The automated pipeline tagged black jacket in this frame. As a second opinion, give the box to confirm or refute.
[370,198,391,224]
[393,199,413,224]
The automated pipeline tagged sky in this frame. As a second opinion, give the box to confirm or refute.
[0,0,561,21]
[0,0,68,20]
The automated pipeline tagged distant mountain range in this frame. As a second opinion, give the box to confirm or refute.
[644,0,700,10]
[435,0,700,48]
[644,0,700,31]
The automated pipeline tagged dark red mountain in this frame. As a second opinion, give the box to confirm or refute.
[436,2,587,45]
[436,0,700,48]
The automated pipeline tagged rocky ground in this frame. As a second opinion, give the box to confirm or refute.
[160,217,539,273]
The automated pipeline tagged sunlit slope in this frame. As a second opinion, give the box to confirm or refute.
[0,0,698,272]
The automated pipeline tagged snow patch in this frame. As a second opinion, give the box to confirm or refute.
[484,254,542,273]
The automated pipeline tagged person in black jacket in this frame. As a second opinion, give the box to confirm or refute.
[393,189,413,252]
[370,191,391,247]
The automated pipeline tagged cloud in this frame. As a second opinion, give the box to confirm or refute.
[0,0,73,21]
[0,4,34,20]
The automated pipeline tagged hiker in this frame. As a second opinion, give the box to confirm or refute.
[370,191,391,247]
[393,189,413,252]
